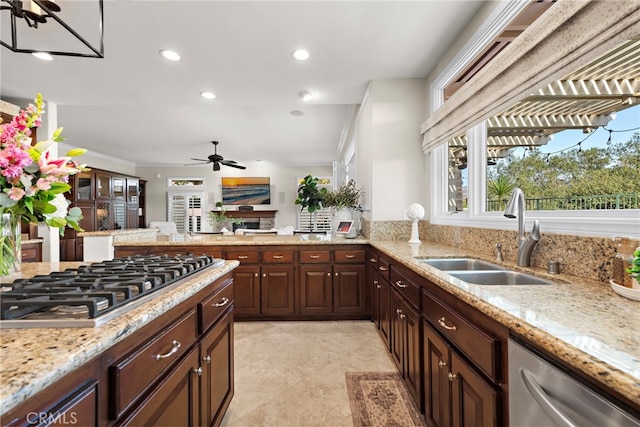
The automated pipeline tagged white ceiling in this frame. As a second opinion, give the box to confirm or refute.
[1,0,484,168]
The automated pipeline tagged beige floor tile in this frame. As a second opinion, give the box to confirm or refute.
[220,320,398,427]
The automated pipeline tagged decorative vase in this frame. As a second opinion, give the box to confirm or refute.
[1,213,22,279]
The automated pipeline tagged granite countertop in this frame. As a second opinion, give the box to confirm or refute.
[114,234,369,246]
[0,260,240,416]
[370,240,640,408]
[78,228,159,237]
[21,239,43,244]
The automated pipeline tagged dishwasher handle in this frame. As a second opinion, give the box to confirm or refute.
[520,368,579,427]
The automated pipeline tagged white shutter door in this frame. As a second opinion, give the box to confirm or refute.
[167,192,204,233]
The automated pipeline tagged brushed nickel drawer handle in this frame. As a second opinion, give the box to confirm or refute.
[310,255,320,259]
[438,317,457,331]
[237,255,248,260]
[395,280,407,288]
[212,297,229,307]
[156,340,181,360]
[272,255,283,259]
[345,254,356,259]
[370,257,376,263]
[378,266,387,271]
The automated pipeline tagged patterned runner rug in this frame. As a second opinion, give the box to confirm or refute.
[346,372,425,427]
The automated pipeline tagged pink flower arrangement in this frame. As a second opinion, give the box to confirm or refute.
[0,93,87,231]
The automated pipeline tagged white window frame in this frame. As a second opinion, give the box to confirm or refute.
[428,2,640,238]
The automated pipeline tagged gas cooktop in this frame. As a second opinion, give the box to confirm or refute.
[0,254,225,328]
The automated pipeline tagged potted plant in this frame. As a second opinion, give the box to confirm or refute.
[626,247,640,289]
[208,202,243,232]
[322,180,364,237]
[295,175,328,231]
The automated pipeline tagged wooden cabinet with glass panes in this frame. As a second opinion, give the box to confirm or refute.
[61,168,145,261]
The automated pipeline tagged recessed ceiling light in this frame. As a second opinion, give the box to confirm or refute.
[32,52,53,61]
[291,49,310,61]
[298,90,314,101]
[159,49,181,61]
[290,110,304,116]
[201,91,216,99]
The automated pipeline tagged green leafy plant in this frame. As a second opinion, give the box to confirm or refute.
[487,175,516,210]
[626,247,640,279]
[322,180,364,210]
[295,175,328,213]
[208,201,243,230]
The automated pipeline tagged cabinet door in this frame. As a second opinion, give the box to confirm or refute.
[450,351,498,427]
[117,346,200,426]
[96,174,111,199]
[299,265,332,314]
[127,178,139,203]
[113,202,126,230]
[75,171,94,201]
[233,265,261,316]
[260,266,295,315]
[112,177,126,199]
[200,310,234,427]
[423,321,451,427]
[96,202,111,231]
[390,289,403,371]
[332,264,366,314]
[127,205,139,229]
[378,277,391,350]
[403,302,422,410]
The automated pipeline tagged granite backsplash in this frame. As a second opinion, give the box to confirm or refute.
[364,219,639,284]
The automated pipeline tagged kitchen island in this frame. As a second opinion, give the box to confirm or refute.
[0,259,239,425]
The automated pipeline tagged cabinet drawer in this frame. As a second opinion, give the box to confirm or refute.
[299,250,331,263]
[262,250,294,263]
[390,267,421,309]
[109,309,197,418]
[199,279,234,334]
[422,291,500,381]
[225,250,260,263]
[335,250,365,263]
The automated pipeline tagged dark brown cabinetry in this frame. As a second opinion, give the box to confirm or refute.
[261,265,296,315]
[62,168,145,260]
[232,265,261,316]
[422,287,507,427]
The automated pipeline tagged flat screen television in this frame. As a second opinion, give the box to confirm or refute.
[221,177,271,205]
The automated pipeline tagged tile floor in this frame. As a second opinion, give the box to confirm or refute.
[221,320,398,427]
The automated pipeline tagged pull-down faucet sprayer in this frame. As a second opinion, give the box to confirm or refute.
[504,188,540,267]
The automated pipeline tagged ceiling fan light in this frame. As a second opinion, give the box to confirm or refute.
[201,91,216,100]
[290,110,304,116]
[298,90,314,101]
[159,49,181,61]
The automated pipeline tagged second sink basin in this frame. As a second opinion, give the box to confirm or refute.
[448,271,554,286]
[419,258,505,271]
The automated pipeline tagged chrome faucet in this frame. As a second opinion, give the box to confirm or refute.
[504,188,540,267]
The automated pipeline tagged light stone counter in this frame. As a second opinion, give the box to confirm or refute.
[370,240,640,408]
[0,260,239,416]
[114,233,369,246]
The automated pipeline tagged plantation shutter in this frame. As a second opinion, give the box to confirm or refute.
[167,192,204,233]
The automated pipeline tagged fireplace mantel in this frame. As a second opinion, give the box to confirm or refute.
[221,210,278,219]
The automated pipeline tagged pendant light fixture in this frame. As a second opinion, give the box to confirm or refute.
[0,0,104,58]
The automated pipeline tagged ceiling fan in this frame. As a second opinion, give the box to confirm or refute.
[185,141,246,171]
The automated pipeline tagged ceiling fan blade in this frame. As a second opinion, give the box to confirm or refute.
[190,158,210,162]
[224,162,247,170]
[184,161,211,166]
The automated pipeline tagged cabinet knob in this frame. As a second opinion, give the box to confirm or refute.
[378,266,387,271]
[396,308,402,315]
[448,372,457,382]
[203,355,211,364]
[376,284,382,289]
[438,361,447,368]
[438,317,457,331]
[194,367,203,376]
[370,257,377,263]
[263,273,267,278]
[254,273,259,277]
[399,313,406,319]
[327,272,331,276]
[373,280,378,285]
[335,272,338,277]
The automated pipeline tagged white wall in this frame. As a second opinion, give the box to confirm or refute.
[136,164,332,230]
[361,79,427,221]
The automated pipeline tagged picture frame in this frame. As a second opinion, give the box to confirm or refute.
[336,220,354,234]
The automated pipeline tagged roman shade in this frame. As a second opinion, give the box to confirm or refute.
[421,0,640,153]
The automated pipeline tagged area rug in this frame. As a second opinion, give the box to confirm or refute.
[346,372,425,427]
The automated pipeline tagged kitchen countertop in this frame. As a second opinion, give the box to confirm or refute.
[0,260,239,416]
[370,240,640,408]
[1,238,639,414]
[114,233,369,246]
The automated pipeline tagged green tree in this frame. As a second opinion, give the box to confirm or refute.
[487,175,515,210]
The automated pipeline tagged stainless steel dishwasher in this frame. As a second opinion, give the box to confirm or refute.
[509,338,640,427]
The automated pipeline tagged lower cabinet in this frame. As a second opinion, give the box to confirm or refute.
[233,265,261,316]
[298,264,366,315]
[423,320,499,427]
[261,266,295,315]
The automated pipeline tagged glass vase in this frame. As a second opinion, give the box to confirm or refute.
[1,213,22,280]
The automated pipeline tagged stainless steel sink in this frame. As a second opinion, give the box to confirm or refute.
[419,258,505,271]
[447,271,554,286]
